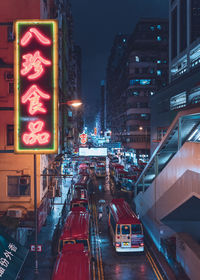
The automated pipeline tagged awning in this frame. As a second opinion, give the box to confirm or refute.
[0,229,28,280]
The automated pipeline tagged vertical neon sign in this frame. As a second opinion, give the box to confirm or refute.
[14,20,58,154]
[80,133,88,145]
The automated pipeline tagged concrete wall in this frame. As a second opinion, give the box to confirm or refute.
[135,142,200,245]
[176,233,200,280]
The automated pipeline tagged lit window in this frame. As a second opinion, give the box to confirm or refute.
[150,26,154,31]
[135,56,140,62]
[157,25,161,30]
[140,79,151,85]
[157,60,161,64]
[157,36,161,41]
[157,70,162,76]
[150,91,155,96]
[123,38,126,43]
[68,110,72,117]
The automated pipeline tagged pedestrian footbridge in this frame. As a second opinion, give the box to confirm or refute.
[134,107,200,280]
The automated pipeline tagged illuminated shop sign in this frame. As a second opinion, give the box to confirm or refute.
[14,20,58,154]
[79,133,88,145]
[79,148,107,157]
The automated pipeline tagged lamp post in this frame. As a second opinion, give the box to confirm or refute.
[139,126,149,161]
[60,99,83,149]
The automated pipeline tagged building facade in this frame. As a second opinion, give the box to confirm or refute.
[0,0,79,243]
[151,0,200,153]
[106,19,168,160]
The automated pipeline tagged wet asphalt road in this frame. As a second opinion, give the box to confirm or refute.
[90,167,158,280]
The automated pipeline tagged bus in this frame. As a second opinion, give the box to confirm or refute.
[58,207,90,253]
[109,163,124,177]
[70,188,89,211]
[94,163,106,177]
[108,198,144,252]
[52,244,91,280]
[73,175,90,190]
[114,169,128,187]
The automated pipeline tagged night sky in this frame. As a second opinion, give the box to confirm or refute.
[71,0,169,129]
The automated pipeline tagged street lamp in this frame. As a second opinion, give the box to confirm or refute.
[60,99,82,107]
[139,126,148,161]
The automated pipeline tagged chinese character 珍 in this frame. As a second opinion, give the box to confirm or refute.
[21,50,51,80]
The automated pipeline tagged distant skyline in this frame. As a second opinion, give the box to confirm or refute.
[71,0,169,128]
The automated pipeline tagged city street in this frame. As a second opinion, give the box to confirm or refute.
[89,164,165,280]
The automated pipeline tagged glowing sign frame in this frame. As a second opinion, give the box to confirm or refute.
[79,133,88,145]
[14,20,58,154]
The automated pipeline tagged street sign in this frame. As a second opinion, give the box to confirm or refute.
[14,20,58,154]
[30,245,42,252]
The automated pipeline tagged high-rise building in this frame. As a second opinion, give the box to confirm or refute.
[170,0,200,82]
[106,19,168,159]
[106,34,129,131]
[100,80,106,134]
[151,0,200,153]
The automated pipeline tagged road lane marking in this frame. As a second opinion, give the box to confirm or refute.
[146,249,164,280]
[92,202,101,280]
[92,199,104,280]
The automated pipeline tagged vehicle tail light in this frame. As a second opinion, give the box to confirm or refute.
[117,236,120,239]
[140,243,144,247]
[116,242,121,247]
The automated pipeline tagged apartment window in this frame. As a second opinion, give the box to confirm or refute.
[157,127,168,141]
[180,0,187,51]
[130,79,151,86]
[135,68,139,74]
[142,67,148,74]
[170,92,186,110]
[7,125,14,146]
[171,7,177,58]
[7,176,30,196]
[7,25,13,42]
[135,56,140,62]
[8,82,14,94]
[157,70,162,76]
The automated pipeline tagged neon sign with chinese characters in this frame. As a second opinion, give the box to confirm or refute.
[14,20,58,154]
[80,133,88,145]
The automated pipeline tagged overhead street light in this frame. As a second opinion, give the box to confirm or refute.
[60,99,82,107]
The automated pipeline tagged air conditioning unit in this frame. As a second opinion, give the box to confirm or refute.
[7,208,23,218]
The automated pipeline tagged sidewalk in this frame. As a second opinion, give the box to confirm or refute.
[20,178,71,280]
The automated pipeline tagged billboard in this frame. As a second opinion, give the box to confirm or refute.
[79,148,107,157]
[14,20,58,154]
